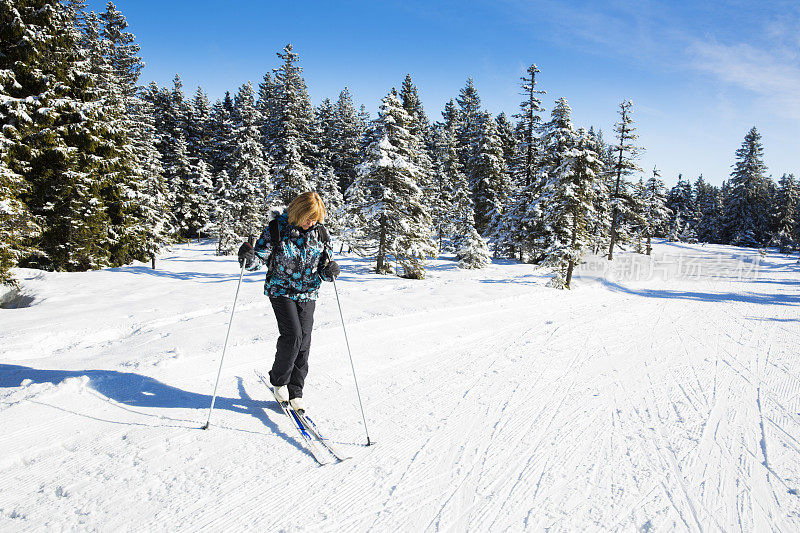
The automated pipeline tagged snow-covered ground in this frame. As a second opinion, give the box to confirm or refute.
[1,240,799,532]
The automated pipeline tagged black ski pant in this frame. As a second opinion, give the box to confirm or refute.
[269,296,315,399]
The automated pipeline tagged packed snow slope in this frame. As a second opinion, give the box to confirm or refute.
[1,240,799,532]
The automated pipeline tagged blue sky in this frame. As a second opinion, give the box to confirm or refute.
[91,0,799,187]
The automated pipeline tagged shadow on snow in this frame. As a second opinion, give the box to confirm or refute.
[0,364,289,429]
[585,278,800,307]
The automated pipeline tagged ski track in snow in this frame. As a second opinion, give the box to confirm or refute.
[1,240,799,531]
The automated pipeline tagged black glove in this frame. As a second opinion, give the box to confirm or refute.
[238,242,255,268]
[322,260,340,280]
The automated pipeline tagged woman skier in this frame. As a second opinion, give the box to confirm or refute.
[237,191,340,413]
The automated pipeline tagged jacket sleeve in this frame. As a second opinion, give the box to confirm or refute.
[248,227,273,271]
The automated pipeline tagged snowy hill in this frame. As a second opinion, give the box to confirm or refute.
[1,241,799,531]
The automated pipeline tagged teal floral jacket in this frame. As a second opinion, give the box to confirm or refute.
[249,207,333,302]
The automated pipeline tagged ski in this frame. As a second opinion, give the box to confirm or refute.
[294,411,351,462]
[254,370,331,466]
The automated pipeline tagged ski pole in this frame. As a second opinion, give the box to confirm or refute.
[202,261,246,430]
[332,277,373,446]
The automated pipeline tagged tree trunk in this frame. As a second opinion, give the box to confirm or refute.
[566,207,579,289]
[376,214,387,274]
[150,253,156,270]
[565,260,574,289]
[608,119,627,261]
[646,234,652,255]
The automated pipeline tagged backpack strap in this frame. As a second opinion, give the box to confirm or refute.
[269,219,281,248]
[266,218,281,274]
[315,224,332,268]
[315,224,331,248]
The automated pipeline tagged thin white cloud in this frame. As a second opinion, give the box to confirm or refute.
[689,40,800,118]
[499,0,675,62]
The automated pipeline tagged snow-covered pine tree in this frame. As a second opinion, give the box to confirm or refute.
[495,113,518,182]
[451,153,491,269]
[628,174,649,253]
[723,127,771,247]
[308,89,341,217]
[532,97,574,280]
[81,8,143,263]
[490,112,521,256]
[148,76,192,237]
[206,170,238,256]
[498,98,572,264]
[430,122,459,251]
[271,44,316,203]
[169,74,190,134]
[679,178,696,241]
[99,2,141,101]
[586,127,612,255]
[96,4,170,264]
[632,174,658,253]
[400,75,431,142]
[92,2,154,265]
[630,178,648,253]
[332,87,364,194]
[230,81,271,239]
[128,92,170,267]
[142,80,167,134]
[433,118,477,255]
[81,11,113,99]
[541,127,603,288]
[525,97,576,262]
[514,64,546,188]
[640,166,670,254]
[170,133,194,237]
[774,173,799,253]
[495,66,546,263]
[691,176,707,234]
[692,176,719,243]
[165,86,215,240]
[340,170,370,255]
[184,158,213,237]
[10,0,122,271]
[765,178,779,243]
[431,100,464,251]
[471,112,512,237]
[315,97,337,173]
[499,171,543,262]
[0,150,38,287]
[607,100,642,260]
[187,86,212,167]
[666,174,695,241]
[316,165,344,234]
[0,0,47,283]
[497,177,536,262]
[340,114,378,255]
[351,90,436,278]
[456,77,483,186]
[357,104,371,137]
[695,181,722,244]
[256,72,278,154]
[399,74,437,253]
[441,99,459,131]
[457,225,491,269]
[208,93,235,177]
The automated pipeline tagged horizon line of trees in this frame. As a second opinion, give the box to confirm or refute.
[2,1,798,290]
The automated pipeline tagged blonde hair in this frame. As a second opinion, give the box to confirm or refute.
[287,191,326,226]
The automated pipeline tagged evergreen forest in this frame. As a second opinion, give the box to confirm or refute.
[2,1,798,289]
